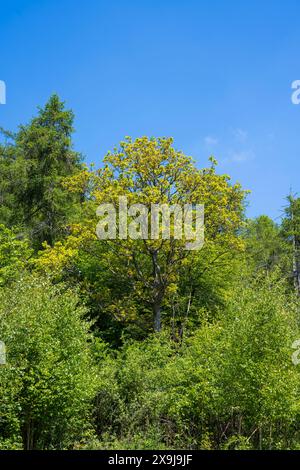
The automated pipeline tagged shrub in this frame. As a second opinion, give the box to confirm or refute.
[0,275,98,449]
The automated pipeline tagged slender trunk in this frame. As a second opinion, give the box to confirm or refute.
[295,238,300,294]
[291,201,300,294]
[24,417,33,450]
[153,302,161,332]
[151,249,164,332]
[259,426,262,450]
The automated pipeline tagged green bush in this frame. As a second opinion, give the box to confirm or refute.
[91,274,300,450]
[0,275,98,449]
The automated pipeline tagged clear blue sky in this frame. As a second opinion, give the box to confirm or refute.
[1,0,300,219]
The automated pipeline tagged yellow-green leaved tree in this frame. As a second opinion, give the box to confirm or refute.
[37,137,246,334]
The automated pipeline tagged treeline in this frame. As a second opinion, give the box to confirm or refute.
[0,96,300,449]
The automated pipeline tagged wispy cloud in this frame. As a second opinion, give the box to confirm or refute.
[224,149,255,164]
[204,135,218,147]
[202,128,255,165]
[232,128,248,143]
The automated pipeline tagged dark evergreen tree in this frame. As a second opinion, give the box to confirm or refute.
[0,95,83,249]
[281,195,300,294]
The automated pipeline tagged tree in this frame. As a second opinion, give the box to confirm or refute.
[243,215,284,273]
[38,137,246,334]
[0,128,20,227]
[281,195,300,294]
[1,95,83,249]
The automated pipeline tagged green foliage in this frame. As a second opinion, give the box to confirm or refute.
[0,95,83,249]
[37,136,246,337]
[243,215,285,272]
[1,95,300,451]
[0,275,97,449]
[281,195,300,292]
[0,130,20,226]
[0,225,32,285]
[89,275,300,450]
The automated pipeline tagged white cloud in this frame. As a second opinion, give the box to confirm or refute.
[204,135,218,147]
[202,128,255,165]
[228,149,254,163]
[232,128,248,143]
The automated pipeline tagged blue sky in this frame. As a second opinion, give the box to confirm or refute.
[0,0,300,219]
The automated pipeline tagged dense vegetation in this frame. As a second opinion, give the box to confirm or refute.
[1,96,300,449]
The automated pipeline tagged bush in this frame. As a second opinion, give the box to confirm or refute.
[92,274,300,449]
[0,275,98,449]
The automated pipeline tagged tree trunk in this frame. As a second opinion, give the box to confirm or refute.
[151,249,164,332]
[153,302,161,332]
[291,200,300,294]
[294,238,300,294]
